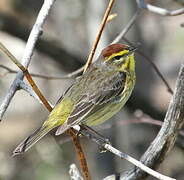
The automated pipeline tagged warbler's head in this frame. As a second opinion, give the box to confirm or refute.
[101,43,137,72]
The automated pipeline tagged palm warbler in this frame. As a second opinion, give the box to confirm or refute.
[13,43,137,156]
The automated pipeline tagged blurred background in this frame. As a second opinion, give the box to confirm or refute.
[0,0,184,179]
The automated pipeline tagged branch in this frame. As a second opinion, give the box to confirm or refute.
[0,0,56,120]
[103,145,174,180]
[83,0,115,72]
[68,129,91,180]
[136,0,184,16]
[18,80,42,103]
[57,109,184,148]
[111,9,141,44]
[23,1,56,68]
[72,126,175,180]
[18,80,46,105]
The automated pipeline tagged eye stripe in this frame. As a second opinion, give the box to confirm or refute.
[105,50,129,61]
[114,55,122,60]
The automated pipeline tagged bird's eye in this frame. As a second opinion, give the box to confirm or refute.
[114,55,122,60]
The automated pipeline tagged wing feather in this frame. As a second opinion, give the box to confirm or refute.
[56,68,126,135]
[68,71,126,125]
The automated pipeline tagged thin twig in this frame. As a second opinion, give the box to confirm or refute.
[0,64,82,80]
[136,0,184,16]
[112,9,141,44]
[58,110,184,145]
[0,42,53,111]
[104,144,174,180]
[0,0,56,120]
[68,128,91,180]
[83,0,115,72]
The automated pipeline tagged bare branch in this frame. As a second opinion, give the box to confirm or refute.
[0,0,56,120]
[83,0,115,72]
[18,80,44,105]
[68,129,91,180]
[0,43,53,112]
[72,127,175,180]
[103,144,175,180]
[112,10,141,44]
[0,82,17,120]
[21,1,56,67]
[136,0,184,16]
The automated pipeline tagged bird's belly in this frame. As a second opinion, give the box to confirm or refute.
[84,84,134,126]
[84,102,123,126]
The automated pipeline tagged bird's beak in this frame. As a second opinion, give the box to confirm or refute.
[129,43,140,53]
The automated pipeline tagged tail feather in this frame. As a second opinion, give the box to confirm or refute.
[13,126,51,156]
[55,122,69,136]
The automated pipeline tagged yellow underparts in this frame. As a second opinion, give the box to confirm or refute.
[120,54,135,72]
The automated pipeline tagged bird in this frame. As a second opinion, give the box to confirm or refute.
[13,43,137,156]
